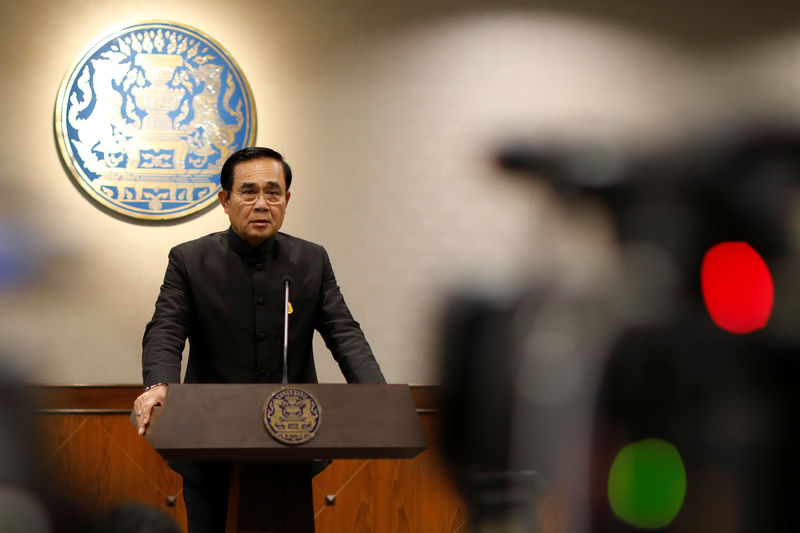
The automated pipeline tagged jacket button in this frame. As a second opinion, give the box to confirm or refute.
[254,263,264,271]
[258,332,267,340]
[259,368,266,376]
[256,298,265,305]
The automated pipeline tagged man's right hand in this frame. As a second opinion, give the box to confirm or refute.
[133,385,168,436]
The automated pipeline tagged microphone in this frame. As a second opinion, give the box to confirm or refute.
[282,277,292,384]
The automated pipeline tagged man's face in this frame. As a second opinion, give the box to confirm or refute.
[218,157,291,246]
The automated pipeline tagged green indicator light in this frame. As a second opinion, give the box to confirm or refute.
[608,438,686,529]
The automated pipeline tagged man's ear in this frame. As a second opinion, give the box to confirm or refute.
[218,189,230,214]
[285,191,291,208]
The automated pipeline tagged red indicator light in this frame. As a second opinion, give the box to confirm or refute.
[701,242,774,334]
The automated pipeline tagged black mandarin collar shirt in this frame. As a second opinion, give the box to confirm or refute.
[143,229,385,386]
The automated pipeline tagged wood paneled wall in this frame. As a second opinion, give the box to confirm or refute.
[34,385,467,532]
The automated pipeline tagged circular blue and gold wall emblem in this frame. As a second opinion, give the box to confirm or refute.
[54,21,256,220]
[263,387,322,445]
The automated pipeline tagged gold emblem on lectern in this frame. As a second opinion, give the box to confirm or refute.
[263,387,321,445]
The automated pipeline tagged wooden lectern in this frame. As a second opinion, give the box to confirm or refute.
[136,383,427,532]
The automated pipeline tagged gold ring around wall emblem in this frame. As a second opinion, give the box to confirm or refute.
[263,387,321,445]
[54,20,256,220]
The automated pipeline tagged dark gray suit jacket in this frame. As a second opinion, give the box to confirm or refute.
[142,228,385,386]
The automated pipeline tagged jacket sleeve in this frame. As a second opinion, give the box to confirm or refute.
[314,247,386,384]
[141,246,192,387]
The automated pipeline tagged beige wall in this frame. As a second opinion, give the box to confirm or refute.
[0,0,798,384]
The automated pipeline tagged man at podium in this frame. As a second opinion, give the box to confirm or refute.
[133,147,385,533]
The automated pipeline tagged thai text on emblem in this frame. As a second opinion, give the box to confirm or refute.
[54,20,256,220]
[263,387,322,445]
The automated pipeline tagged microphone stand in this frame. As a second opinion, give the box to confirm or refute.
[282,278,290,384]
